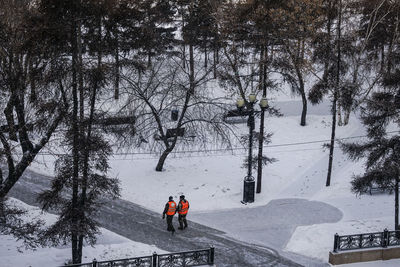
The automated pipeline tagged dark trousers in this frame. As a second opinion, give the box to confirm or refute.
[178,214,188,229]
[166,215,175,232]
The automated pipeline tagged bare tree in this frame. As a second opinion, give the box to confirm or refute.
[336,0,395,125]
[0,0,67,200]
[271,0,324,126]
[120,54,234,171]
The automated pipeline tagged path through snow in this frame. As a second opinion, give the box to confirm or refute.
[9,168,303,267]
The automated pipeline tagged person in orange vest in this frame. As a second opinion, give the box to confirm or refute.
[177,195,189,230]
[162,196,176,234]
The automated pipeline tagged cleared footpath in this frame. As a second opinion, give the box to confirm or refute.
[9,168,304,267]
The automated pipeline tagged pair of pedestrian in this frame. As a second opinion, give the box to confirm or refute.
[162,195,189,234]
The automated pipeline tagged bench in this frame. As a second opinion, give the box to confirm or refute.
[223,109,251,124]
[368,185,394,195]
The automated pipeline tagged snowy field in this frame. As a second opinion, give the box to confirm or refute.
[2,95,400,266]
[0,199,168,266]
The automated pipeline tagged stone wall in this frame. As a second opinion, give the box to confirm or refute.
[329,247,400,265]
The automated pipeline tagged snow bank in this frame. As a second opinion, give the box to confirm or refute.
[0,199,167,267]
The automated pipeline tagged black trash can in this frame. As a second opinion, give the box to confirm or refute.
[171,109,179,121]
[243,179,255,203]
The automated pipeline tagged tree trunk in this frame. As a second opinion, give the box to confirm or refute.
[114,37,120,100]
[257,46,267,193]
[257,110,265,193]
[259,48,264,90]
[326,94,337,187]
[0,171,4,224]
[4,97,17,141]
[215,41,219,64]
[300,90,307,126]
[189,43,194,93]
[213,47,217,79]
[343,108,350,125]
[204,41,208,69]
[71,21,80,265]
[213,38,219,79]
[0,197,4,224]
[0,114,63,199]
[77,21,84,262]
[147,51,152,68]
[181,9,186,70]
[337,104,343,126]
[78,22,84,131]
[326,0,342,187]
[387,38,393,74]
[29,57,37,103]
[395,177,399,231]
[156,147,174,172]
[381,44,385,73]
[78,21,102,257]
[295,66,307,126]
[14,91,33,153]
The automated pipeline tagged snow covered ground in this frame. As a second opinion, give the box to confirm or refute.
[3,96,400,266]
[0,199,167,267]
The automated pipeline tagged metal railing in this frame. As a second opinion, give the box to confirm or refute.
[333,229,400,252]
[63,247,215,267]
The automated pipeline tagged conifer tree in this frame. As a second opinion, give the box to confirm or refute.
[341,79,400,231]
[34,0,120,263]
[342,0,400,231]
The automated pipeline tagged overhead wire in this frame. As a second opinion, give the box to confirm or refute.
[32,130,400,159]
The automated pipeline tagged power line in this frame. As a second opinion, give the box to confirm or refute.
[106,147,325,160]
[109,130,400,155]
[34,130,400,158]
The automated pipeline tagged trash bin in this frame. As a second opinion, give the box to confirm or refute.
[243,179,255,203]
[171,109,179,121]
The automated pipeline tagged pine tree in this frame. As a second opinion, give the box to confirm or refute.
[341,83,400,231]
[33,0,121,263]
[341,1,400,228]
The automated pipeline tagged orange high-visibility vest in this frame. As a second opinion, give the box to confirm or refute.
[178,200,189,215]
[166,201,176,215]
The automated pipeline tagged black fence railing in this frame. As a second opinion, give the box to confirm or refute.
[333,229,400,252]
[63,247,215,267]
